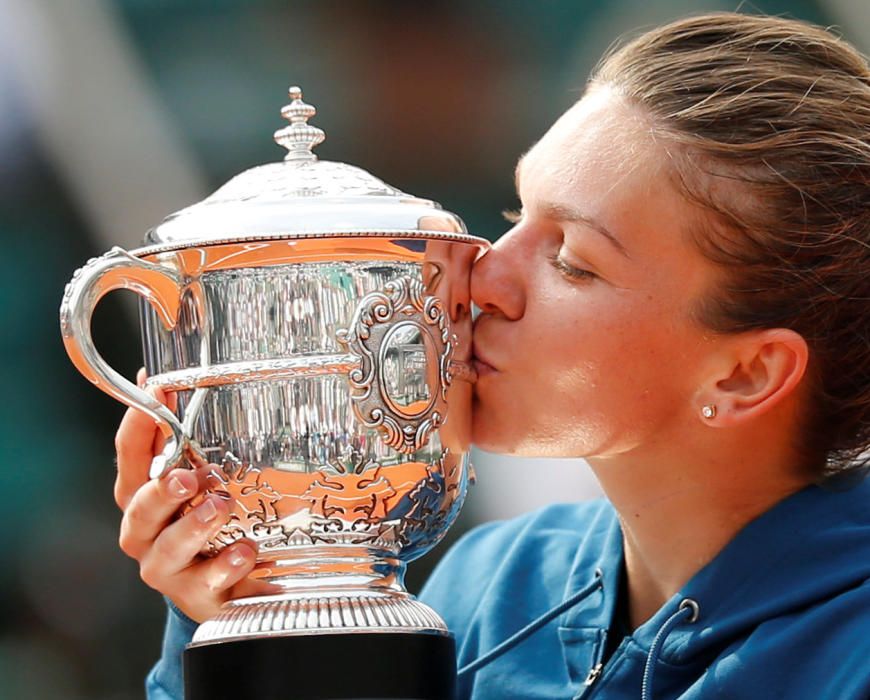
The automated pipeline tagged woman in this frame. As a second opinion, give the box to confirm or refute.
[115,12,870,699]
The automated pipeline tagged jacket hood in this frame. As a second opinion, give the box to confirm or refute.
[661,476,870,664]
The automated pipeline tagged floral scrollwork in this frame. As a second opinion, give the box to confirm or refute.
[337,276,455,454]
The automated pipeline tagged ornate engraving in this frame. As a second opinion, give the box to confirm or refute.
[203,447,461,556]
[403,454,460,534]
[190,452,464,647]
[336,276,454,454]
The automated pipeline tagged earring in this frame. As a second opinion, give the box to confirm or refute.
[701,404,717,419]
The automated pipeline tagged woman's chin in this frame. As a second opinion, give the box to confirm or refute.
[470,415,514,454]
[470,408,529,455]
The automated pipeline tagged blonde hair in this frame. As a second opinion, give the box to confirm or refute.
[593,13,870,477]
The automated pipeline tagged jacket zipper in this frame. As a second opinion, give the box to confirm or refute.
[584,663,604,686]
[575,663,604,699]
[574,632,609,700]
[574,637,630,700]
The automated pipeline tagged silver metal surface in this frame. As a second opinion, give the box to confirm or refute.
[143,86,470,246]
[274,86,325,162]
[190,591,448,646]
[59,85,489,648]
[60,246,206,476]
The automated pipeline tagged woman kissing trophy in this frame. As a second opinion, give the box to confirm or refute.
[60,86,488,700]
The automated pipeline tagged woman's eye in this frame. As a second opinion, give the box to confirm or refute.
[502,208,522,224]
[547,253,597,282]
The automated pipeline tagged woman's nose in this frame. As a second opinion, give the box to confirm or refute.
[470,232,526,320]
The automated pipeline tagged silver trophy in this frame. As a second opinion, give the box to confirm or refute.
[60,87,487,699]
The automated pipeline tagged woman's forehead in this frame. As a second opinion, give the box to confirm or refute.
[519,88,664,193]
[516,89,706,265]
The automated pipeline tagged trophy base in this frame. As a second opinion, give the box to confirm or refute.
[183,631,456,700]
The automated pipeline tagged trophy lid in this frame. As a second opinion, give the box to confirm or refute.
[140,86,479,252]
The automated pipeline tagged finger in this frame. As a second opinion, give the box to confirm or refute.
[138,494,233,584]
[200,541,258,593]
[139,366,178,414]
[114,385,173,509]
[165,542,266,622]
[231,574,282,600]
[118,468,201,559]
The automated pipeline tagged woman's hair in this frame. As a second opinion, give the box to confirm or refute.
[592,12,870,479]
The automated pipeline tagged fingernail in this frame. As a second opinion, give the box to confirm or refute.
[195,498,218,523]
[169,476,191,498]
[228,547,250,567]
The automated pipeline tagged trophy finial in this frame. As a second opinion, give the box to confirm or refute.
[274,85,325,162]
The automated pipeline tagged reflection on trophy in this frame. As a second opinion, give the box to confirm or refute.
[60,87,487,699]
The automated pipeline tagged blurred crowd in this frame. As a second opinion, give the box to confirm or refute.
[0,1,863,697]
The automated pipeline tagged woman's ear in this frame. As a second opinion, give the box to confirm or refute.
[699,328,809,427]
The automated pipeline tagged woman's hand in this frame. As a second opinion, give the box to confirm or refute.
[114,369,269,623]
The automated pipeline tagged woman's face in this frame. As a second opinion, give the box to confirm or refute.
[470,86,722,459]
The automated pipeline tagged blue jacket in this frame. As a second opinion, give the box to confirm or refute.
[147,477,870,699]
[422,478,870,699]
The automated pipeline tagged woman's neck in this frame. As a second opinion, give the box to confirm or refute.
[588,430,812,629]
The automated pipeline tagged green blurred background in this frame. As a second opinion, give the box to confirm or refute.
[0,1,865,697]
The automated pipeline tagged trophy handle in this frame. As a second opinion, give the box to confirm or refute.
[60,246,198,479]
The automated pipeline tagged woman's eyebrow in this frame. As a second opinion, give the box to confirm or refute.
[541,201,629,258]
[514,157,628,259]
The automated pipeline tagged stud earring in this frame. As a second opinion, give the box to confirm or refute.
[701,404,717,419]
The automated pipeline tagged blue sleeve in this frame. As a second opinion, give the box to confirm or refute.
[145,599,197,700]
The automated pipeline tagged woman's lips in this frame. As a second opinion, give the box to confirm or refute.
[472,342,498,377]
[473,358,496,378]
